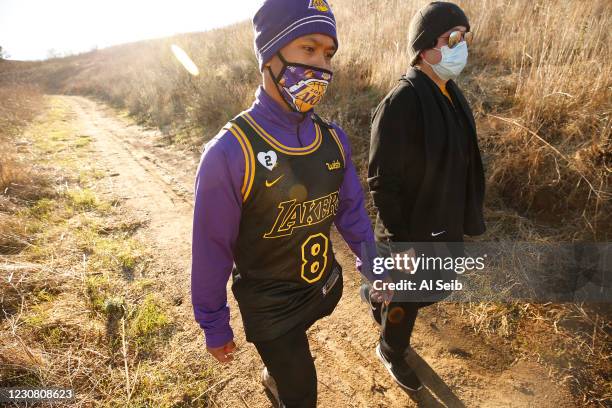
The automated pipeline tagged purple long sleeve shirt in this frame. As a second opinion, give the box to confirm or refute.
[191,86,374,348]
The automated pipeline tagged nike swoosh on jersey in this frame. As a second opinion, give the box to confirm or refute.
[265,175,284,188]
[431,230,446,237]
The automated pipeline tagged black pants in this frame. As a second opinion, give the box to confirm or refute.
[375,240,462,358]
[254,322,317,408]
[379,300,434,359]
[252,270,343,408]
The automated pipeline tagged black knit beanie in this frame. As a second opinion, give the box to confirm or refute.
[408,1,470,66]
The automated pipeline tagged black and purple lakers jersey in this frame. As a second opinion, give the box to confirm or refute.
[225,112,346,342]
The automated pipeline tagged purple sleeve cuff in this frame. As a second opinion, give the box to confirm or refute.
[198,304,234,348]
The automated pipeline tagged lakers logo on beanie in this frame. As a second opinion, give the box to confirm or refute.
[309,0,330,12]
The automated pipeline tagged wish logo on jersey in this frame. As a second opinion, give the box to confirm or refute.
[264,191,339,238]
[308,0,330,12]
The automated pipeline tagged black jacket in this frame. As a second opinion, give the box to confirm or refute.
[368,67,486,243]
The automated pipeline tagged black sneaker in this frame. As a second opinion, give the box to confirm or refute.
[360,283,382,326]
[376,344,423,392]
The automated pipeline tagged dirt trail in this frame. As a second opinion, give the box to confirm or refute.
[61,94,576,408]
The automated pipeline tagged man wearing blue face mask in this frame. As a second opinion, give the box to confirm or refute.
[365,1,486,392]
[191,0,376,406]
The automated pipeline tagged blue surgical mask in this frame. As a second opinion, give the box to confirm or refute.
[424,41,468,81]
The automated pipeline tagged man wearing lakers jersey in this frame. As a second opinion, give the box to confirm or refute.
[191,1,374,407]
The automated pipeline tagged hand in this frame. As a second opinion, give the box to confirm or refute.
[370,247,416,305]
[207,340,237,364]
[370,281,393,305]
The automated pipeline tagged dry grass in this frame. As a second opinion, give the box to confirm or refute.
[0,84,45,196]
[331,0,611,241]
[451,301,611,406]
[0,96,216,406]
[1,0,610,405]
[4,0,608,240]
[0,85,49,255]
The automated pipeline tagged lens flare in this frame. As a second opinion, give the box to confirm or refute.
[170,44,199,76]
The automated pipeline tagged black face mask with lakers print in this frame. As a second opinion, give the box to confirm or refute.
[268,52,333,113]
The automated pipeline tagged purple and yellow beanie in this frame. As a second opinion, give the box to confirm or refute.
[252,0,338,71]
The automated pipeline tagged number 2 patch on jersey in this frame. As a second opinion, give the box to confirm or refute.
[257,151,277,171]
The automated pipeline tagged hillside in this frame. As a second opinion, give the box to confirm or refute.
[2,0,610,241]
[1,0,610,406]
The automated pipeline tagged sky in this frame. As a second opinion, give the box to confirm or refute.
[0,0,261,61]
